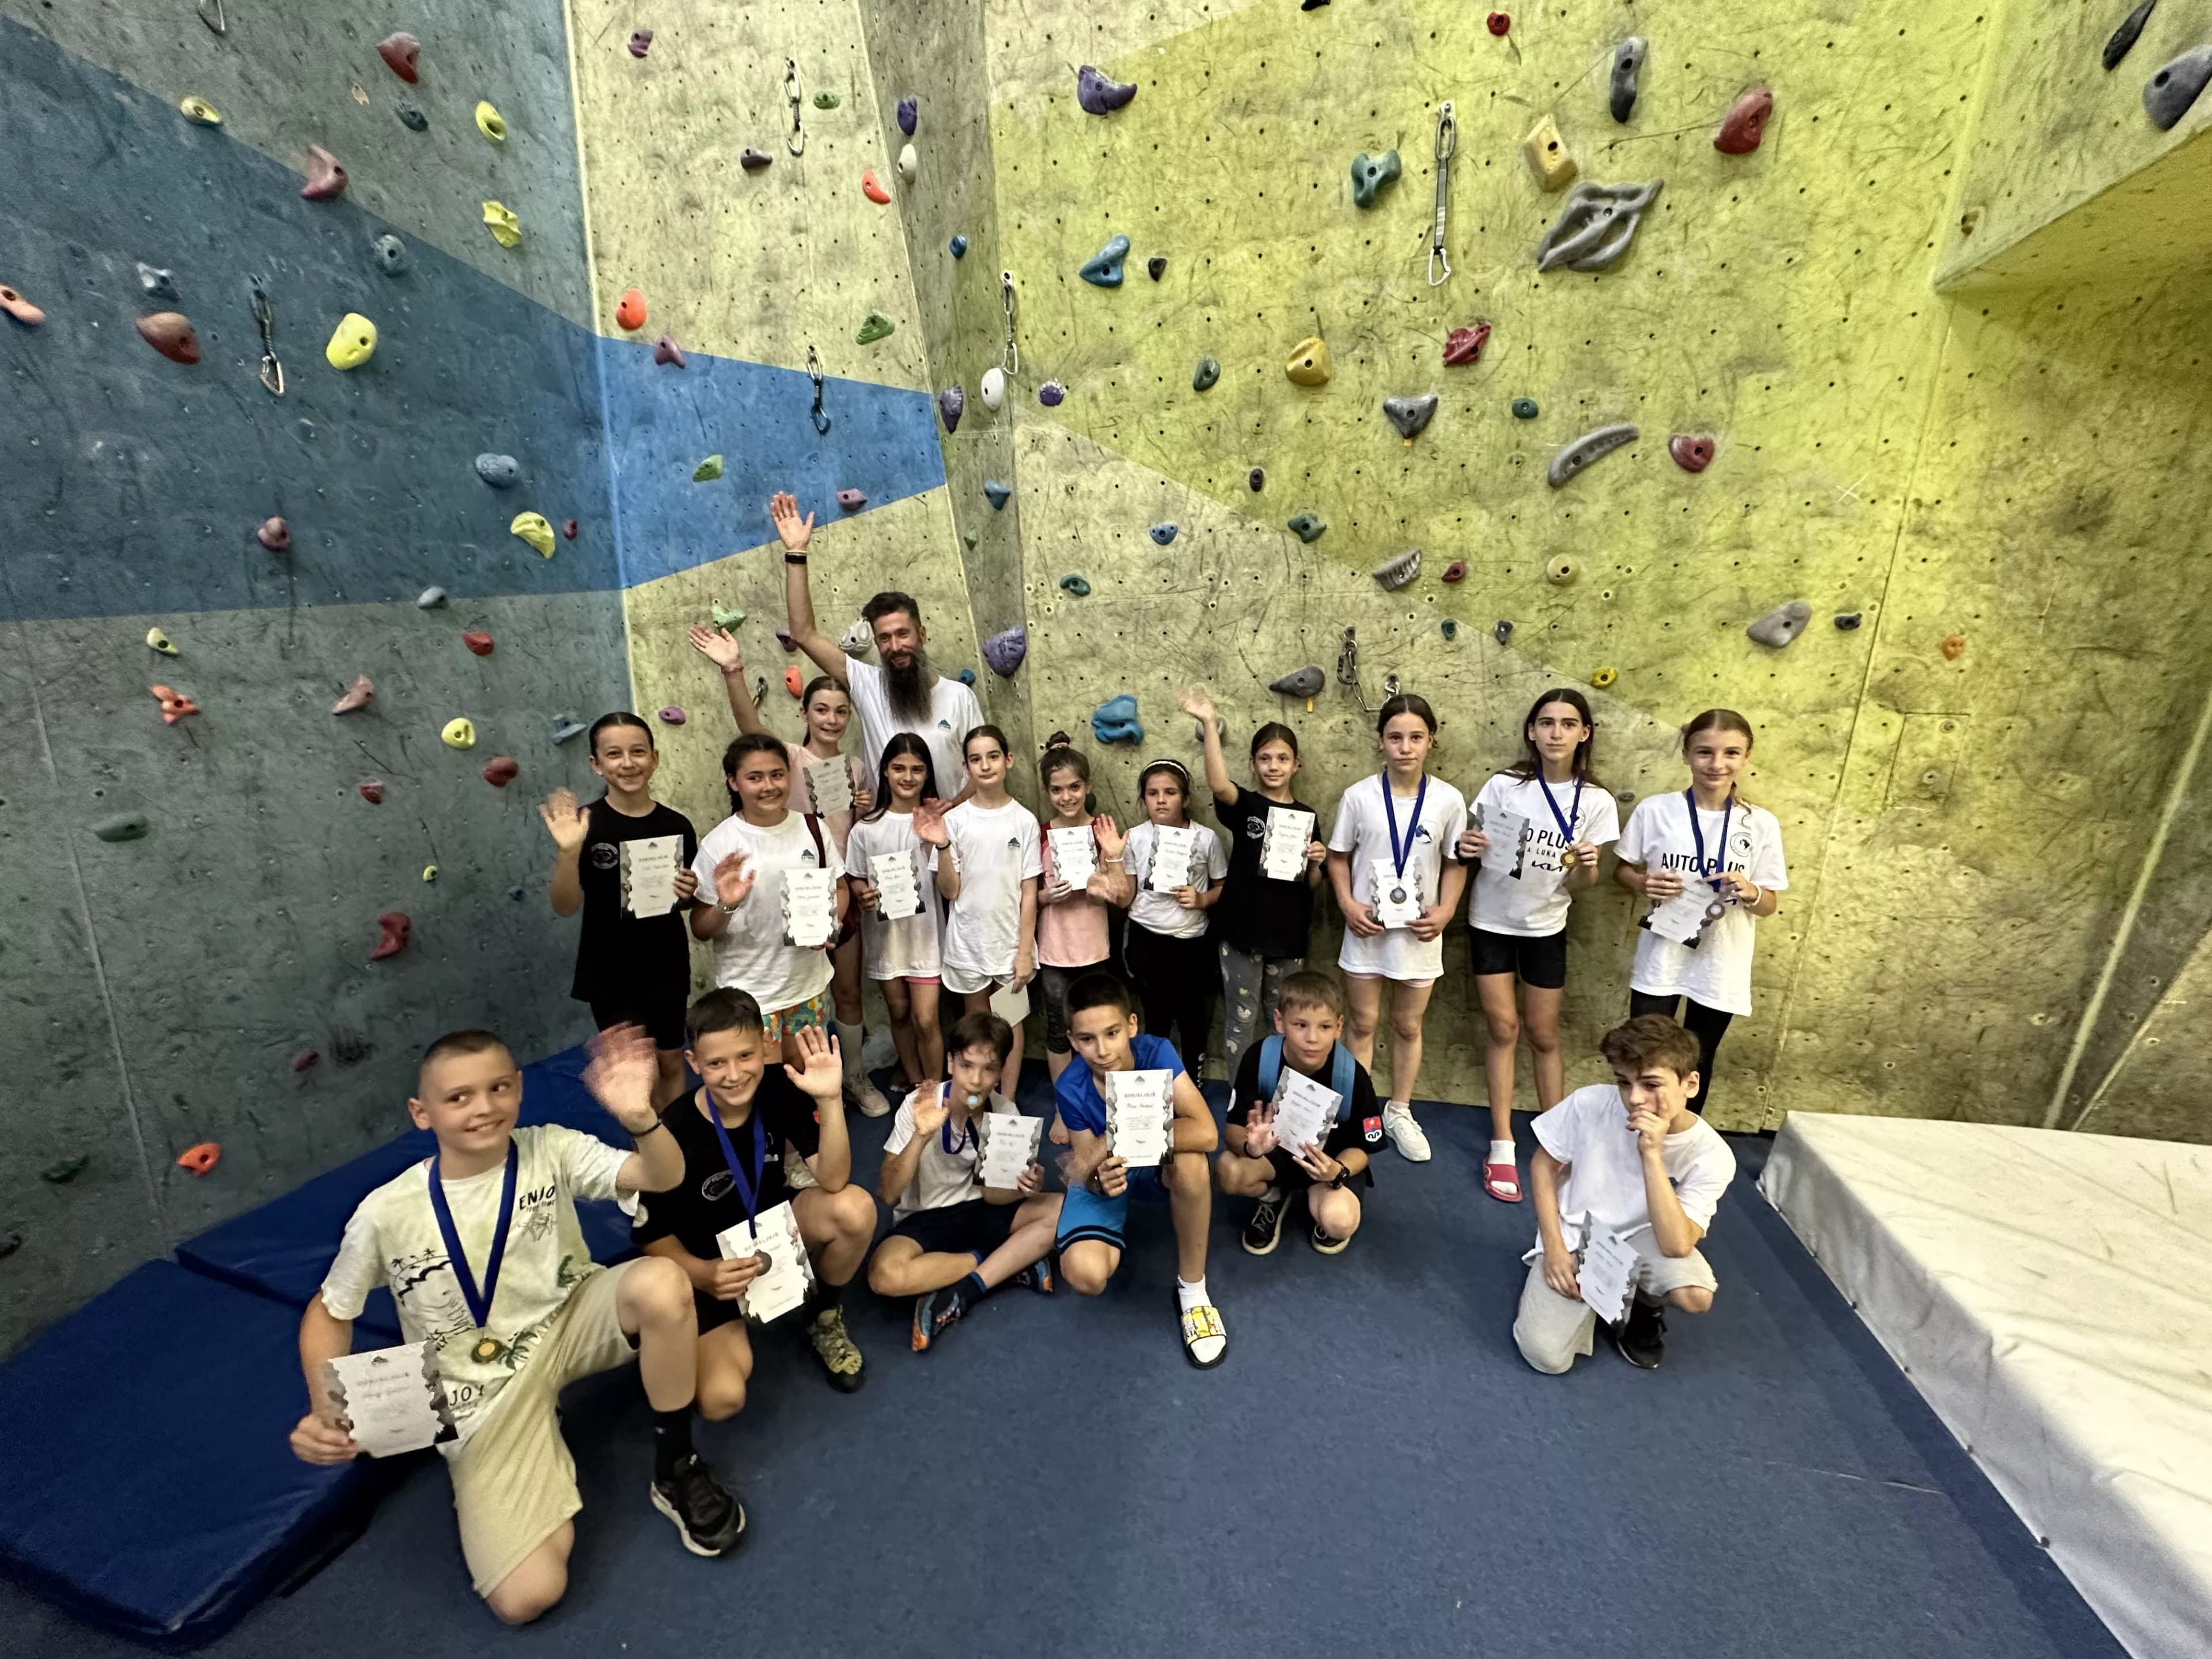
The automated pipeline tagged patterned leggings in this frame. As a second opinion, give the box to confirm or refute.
[1218,942,1305,1077]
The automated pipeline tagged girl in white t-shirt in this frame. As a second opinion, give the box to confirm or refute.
[689,733,849,1059]
[1612,708,1789,1115]
[844,733,948,1097]
[1115,760,1230,1080]
[1324,694,1469,1163]
[916,724,1041,1102]
[1457,689,1622,1203]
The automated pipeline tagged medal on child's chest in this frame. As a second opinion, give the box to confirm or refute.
[427,1143,519,1358]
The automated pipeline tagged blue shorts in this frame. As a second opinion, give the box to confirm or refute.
[1055,1167,1167,1253]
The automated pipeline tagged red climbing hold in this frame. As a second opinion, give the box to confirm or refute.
[616,288,646,330]
[332,675,374,714]
[482,755,520,787]
[1442,560,1468,584]
[137,312,200,364]
[1486,12,1510,35]
[301,145,349,200]
[151,684,200,724]
[293,1048,321,1073]
[176,1142,222,1175]
[257,516,290,551]
[861,169,892,204]
[563,518,578,539]
[357,779,385,804]
[1715,88,1774,154]
[1443,323,1491,366]
[377,31,420,83]
[1941,633,1967,661]
[462,630,495,656]
[1669,434,1715,473]
[369,910,411,961]
[653,332,687,367]
[784,666,804,698]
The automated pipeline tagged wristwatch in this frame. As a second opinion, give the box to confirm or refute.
[718,899,743,915]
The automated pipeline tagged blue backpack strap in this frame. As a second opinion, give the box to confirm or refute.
[1328,1043,1357,1119]
[1257,1034,1285,1103]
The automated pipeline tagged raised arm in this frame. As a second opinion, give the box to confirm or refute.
[1176,687,1238,808]
[772,491,849,683]
[539,789,588,917]
[786,1026,853,1191]
[688,624,769,736]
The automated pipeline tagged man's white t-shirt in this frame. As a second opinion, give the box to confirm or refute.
[1615,793,1788,1017]
[845,657,983,799]
[843,811,944,980]
[940,798,1043,979]
[882,1085,1018,1218]
[1326,772,1468,982]
[1123,820,1230,941]
[319,1125,636,1447]
[1466,772,1622,938]
[1528,1082,1737,1257]
[690,810,845,1013]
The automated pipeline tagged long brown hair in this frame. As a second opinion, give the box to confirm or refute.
[1506,688,1602,787]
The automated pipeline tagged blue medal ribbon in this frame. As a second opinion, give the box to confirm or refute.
[1535,773,1584,857]
[706,1097,768,1233]
[1683,789,1734,884]
[1380,771,1431,899]
[427,1142,518,1332]
[939,1083,978,1156]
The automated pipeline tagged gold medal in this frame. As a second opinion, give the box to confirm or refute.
[471,1334,502,1364]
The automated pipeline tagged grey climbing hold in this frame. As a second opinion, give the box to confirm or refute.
[1609,37,1647,123]
[1248,467,1265,492]
[939,385,964,432]
[1146,255,1166,281]
[983,625,1027,676]
[509,885,527,902]
[1286,513,1325,543]
[416,585,447,609]
[948,234,968,258]
[550,713,588,743]
[839,619,873,656]
[897,95,918,135]
[396,101,427,131]
[1350,149,1402,208]
[983,478,1011,509]
[1372,547,1422,590]
[1834,612,1863,631]
[42,1154,90,1184]
[1080,234,1131,287]
[2145,45,2212,129]
[1092,693,1142,743]
[1193,357,1220,392]
[2104,1,2156,73]
[740,148,772,171]
[1512,396,1539,419]
[1270,665,1325,699]
[475,453,521,488]
[1535,180,1664,273]
[1747,599,1813,649]
[1059,573,1092,597]
[137,263,177,301]
[1077,65,1138,115]
[1039,381,1066,406]
[372,233,410,276]
[1494,619,1514,645]
[1382,394,1438,441]
[93,812,150,843]
[1547,422,1638,487]
[1150,523,1178,545]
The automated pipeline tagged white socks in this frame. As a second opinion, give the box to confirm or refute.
[1385,1098,1412,1116]
[1176,1276,1210,1313]
[839,1033,865,1089]
[1489,1139,1517,1165]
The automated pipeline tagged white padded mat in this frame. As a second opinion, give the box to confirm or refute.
[1762,1113,2212,1659]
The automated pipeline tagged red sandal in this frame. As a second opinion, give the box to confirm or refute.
[1483,1157,1522,1203]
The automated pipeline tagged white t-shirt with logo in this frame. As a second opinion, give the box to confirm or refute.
[1325,772,1469,982]
[941,798,1043,979]
[845,657,983,801]
[690,810,845,1013]
[1122,819,1230,941]
[1615,793,1787,1017]
[882,1085,1018,1218]
[843,810,944,980]
[1466,772,1622,938]
[319,1125,636,1447]
[1527,1082,1737,1257]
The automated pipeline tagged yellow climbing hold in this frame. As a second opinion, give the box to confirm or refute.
[1591,665,1618,689]
[324,313,377,369]
[421,864,440,882]
[510,511,556,558]
[440,718,477,749]
[145,626,179,656]
[1285,336,1332,387]
[474,101,507,143]
[482,200,521,249]
[179,95,223,126]
[1521,113,1578,192]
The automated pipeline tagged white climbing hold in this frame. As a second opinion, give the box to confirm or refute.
[839,619,874,657]
[980,366,1005,411]
[897,142,918,183]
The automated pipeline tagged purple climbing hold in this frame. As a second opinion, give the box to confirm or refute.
[657,704,686,724]
[983,625,1027,677]
[1076,65,1138,115]
[897,95,918,135]
[627,28,653,58]
[939,385,964,431]
[653,332,686,367]
[775,626,798,652]
[741,147,772,171]
[836,488,867,511]
[1039,380,1066,406]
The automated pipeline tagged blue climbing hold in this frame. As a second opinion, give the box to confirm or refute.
[1080,234,1131,287]
[1350,149,1403,209]
[550,713,588,743]
[957,667,978,687]
[897,96,918,136]
[1286,513,1325,543]
[1092,694,1143,745]
[949,234,968,259]
[983,479,1012,509]
[1150,523,1178,545]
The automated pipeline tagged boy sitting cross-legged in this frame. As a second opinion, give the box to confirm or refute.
[1214,970,1382,1256]
[288,1025,746,1624]
[866,1010,1063,1351]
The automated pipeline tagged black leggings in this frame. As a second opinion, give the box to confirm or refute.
[1627,992,1733,1115]
[1124,926,1217,1080]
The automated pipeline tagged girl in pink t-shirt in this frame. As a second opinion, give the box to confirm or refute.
[1035,740,1132,1085]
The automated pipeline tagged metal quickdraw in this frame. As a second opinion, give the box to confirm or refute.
[248,274,284,396]
[197,0,226,36]
[1428,102,1456,287]
[1336,627,1402,714]
[785,59,806,156]
[999,270,1020,377]
[807,343,830,434]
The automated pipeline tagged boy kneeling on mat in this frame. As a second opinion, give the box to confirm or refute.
[289,1026,747,1623]
[1514,1014,1737,1374]
[1214,970,1381,1256]
[1052,972,1228,1368]
[867,1010,1062,1351]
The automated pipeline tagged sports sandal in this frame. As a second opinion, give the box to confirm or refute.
[1483,1157,1522,1203]
[1178,1298,1228,1369]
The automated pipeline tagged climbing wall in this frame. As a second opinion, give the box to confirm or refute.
[0,2,628,1350]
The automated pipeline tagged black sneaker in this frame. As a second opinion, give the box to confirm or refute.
[1241,1188,1289,1255]
[806,1304,866,1392]
[1309,1222,1349,1256]
[650,1452,747,1556]
[1611,1298,1668,1370]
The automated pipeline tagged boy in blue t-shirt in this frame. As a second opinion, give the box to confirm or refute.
[1053,972,1226,1368]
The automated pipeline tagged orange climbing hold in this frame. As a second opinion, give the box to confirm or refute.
[369,911,412,960]
[151,684,199,724]
[784,665,804,698]
[482,755,520,787]
[176,1142,222,1176]
[861,169,892,204]
[332,674,374,714]
[462,630,495,656]
[616,288,647,330]
[1,285,44,326]
[1941,633,1967,661]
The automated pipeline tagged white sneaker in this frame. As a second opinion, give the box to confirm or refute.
[849,1076,892,1118]
[1383,1102,1431,1162]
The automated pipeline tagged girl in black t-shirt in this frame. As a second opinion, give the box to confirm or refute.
[1177,687,1327,1076]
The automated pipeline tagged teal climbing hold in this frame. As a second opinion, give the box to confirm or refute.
[92,812,150,843]
[1059,573,1092,597]
[1080,234,1131,287]
[1286,513,1325,543]
[1512,397,1539,419]
[1350,149,1402,208]
[984,479,1012,509]
[1150,524,1178,545]
[1441,619,1459,641]
[1193,357,1220,392]
[550,713,588,744]
[1092,694,1142,744]
[957,668,978,687]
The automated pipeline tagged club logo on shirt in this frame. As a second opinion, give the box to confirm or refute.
[702,1171,736,1202]
[1243,820,1265,842]
[1362,1114,1384,1144]
[589,843,621,870]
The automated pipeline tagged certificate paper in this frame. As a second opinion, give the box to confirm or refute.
[988,980,1032,1027]
[976,1112,1043,1190]
[804,756,853,818]
[1105,1069,1175,1168]
[782,865,839,948]
[1146,824,1200,895]
[1368,857,1425,929]
[1480,808,1532,878]
[1578,1221,1640,1327]
[1048,825,1099,891]
[619,835,684,917]
[320,1342,456,1457]
[1260,808,1316,882]
[716,1200,815,1324]
[1270,1066,1342,1157]
[1646,884,1724,946]
[870,850,922,920]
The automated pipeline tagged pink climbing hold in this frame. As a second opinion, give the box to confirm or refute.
[377,31,419,84]
[369,911,411,961]
[1486,12,1510,36]
[332,675,374,714]
[653,332,687,367]
[461,630,495,656]
[1443,323,1491,366]
[151,684,199,724]
[774,626,798,653]
[861,169,892,204]
[482,755,520,787]
[357,779,385,804]
[301,145,349,200]
[292,1048,321,1073]
[137,312,200,364]
[657,704,687,725]
[563,518,578,539]
[256,516,290,551]
[0,284,44,327]
[627,28,653,58]
[836,488,866,511]
[1669,434,1715,473]
[1715,88,1774,154]
[783,666,804,698]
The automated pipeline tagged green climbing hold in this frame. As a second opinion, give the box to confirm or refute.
[1350,149,1402,208]
[1286,513,1325,543]
[41,1154,90,1184]
[1512,397,1539,420]
[1059,574,1092,597]
[92,813,150,843]
[1194,357,1220,392]
[813,91,841,108]
[694,454,724,482]
[712,601,747,628]
[857,312,895,344]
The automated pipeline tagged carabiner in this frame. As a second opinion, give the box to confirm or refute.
[785,59,806,156]
[197,0,226,36]
[1428,101,1456,287]
[999,271,1020,376]
[807,343,830,434]
[249,274,285,397]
